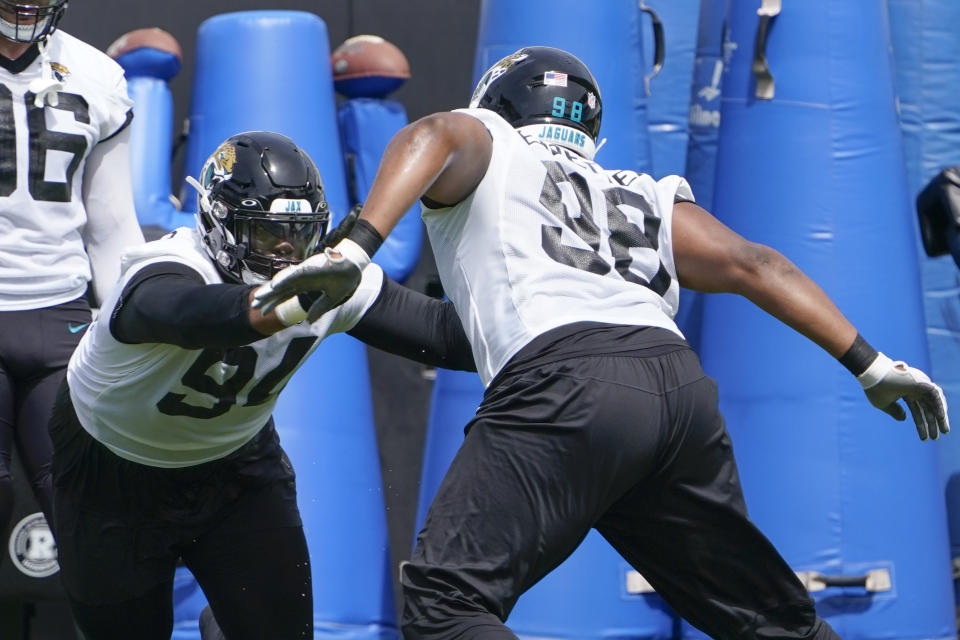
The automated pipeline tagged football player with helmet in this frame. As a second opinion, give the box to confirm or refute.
[50,131,474,639]
[254,47,947,639]
[0,0,143,581]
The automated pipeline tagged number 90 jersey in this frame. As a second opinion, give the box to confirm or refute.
[423,109,693,386]
[0,30,132,311]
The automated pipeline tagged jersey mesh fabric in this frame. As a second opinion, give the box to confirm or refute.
[0,30,133,310]
[66,226,383,467]
[422,108,693,386]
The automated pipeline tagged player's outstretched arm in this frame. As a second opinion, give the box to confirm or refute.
[254,112,492,319]
[672,201,948,441]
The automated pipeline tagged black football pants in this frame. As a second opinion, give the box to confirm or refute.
[49,383,313,640]
[0,296,90,546]
[401,346,840,640]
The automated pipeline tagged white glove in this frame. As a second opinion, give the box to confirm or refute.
[858,353,949,441]
[254,239,368,324]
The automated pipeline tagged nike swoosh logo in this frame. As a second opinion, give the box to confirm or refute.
[68,322,89,334]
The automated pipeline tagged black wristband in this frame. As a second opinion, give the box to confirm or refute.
[838,333,879,377]
[346,219,384,258]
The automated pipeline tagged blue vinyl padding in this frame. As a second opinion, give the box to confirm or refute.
[123,76,185,231]
[641,0,700,180]
[888,0,960,613]
[115,47,181,81]
[114,46,192,232]
[688,2,954,638]
[337,98,423,283]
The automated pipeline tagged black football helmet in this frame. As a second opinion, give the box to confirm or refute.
[0,0,67,43]
[470,46,602,159]
[188,131,330,285]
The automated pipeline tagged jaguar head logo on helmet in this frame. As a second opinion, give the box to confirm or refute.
[470,46,602,160]
[186,131,330,285]
[0,0,68,43]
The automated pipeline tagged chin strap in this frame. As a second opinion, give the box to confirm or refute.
[28,37,61,108]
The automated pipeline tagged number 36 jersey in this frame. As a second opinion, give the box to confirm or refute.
[66,227,383,468]
[0,30,132,310]
[424,108,694,386]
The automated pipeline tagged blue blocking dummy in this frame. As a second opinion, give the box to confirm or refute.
[176,11,397,639]
[690,1,954,638]
[336,99,422,282]
[336,93,422,282]
[110,30,189,235]
[415,1,675,638]
[674,0,728,354]
[640,0,700,180]
[171,566,209,640]
[684,0,726,215]
[888,0,960,613]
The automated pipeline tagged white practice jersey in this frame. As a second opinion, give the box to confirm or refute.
[423,109,693,386]
[67,227,383,468]
[0,30,133,310]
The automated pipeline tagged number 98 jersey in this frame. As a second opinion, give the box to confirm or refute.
[0,30,132,311]
[423,108,693,386]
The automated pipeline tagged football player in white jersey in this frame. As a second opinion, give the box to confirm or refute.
[0,0,143,573]
[50,131,474,640]
[254,47,949,639]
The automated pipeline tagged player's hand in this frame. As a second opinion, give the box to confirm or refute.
[254,206,367,320]
[858,353,949,441]
[319,204,361,252]
[254,249,363,322]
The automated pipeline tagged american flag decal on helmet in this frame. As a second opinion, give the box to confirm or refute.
[543,71,568,87]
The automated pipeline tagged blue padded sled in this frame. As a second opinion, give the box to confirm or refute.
[337,98,422,283]
[174,11,398,639]
[888,0,960,614]
[690,1,954,638]
[115,45,189,233]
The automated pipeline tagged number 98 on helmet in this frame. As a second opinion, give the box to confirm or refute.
[470,46,602,160]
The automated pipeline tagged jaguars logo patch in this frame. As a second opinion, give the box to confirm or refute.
[201,142,237,187]
[50,62,70,82]
[470,52,529,107]
[212,142,236,174]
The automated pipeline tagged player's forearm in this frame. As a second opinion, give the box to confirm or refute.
[348,273,476,371]
[112,266,266,348]
[730,243,857,358]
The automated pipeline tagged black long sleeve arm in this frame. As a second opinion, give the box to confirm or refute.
[348,274,476,372]
[110,262,265,349]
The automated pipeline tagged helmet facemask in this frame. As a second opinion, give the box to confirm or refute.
[188,132,330,285]
[0,0,67,43]
[227,203,328,282]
